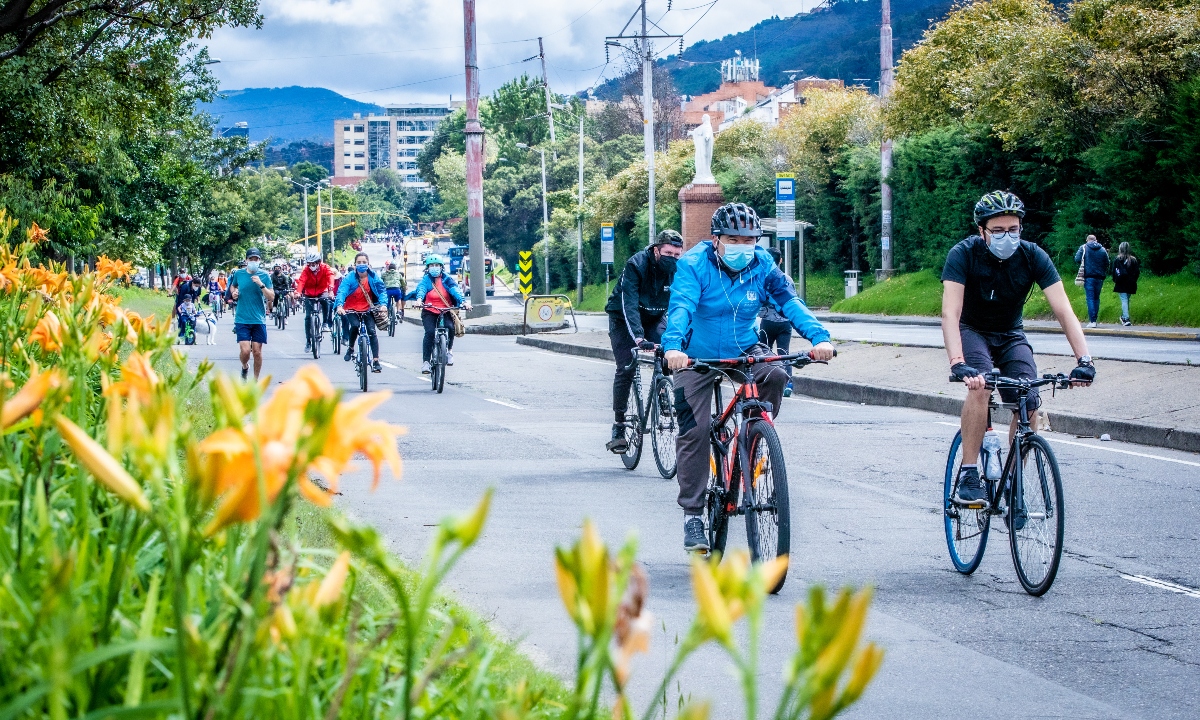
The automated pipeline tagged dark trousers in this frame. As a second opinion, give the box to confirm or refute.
[672,346,789,514]
[608,311,665,420]
[1083,277,1104,323]
[759,319,794,379]
[304,297,332,334]
[344,312,379,359]
[422,310,455,361]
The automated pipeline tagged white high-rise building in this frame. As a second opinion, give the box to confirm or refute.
[332,101,463,189]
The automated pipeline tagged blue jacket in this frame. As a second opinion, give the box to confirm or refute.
[663,242,830,359]
[1074,240,1110,280]
[405,272,466,306]
[334,269,387,308]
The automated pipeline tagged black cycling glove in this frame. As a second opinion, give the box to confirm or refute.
[950,362,981,381]
[1069,360,1096,384]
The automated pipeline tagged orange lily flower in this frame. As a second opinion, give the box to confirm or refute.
[1,369,63,429]
[29,311,62,352]
[26,222,48,244]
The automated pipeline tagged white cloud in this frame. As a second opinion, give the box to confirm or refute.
[204,0,823,103]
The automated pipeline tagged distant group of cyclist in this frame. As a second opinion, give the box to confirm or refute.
[167,246,468,382]
[606,193,1097,554]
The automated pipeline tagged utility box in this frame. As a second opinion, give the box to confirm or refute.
[844,270,862,299]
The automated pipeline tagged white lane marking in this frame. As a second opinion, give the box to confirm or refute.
[379,361,398,369]
[1120,574,1200,599]
[933,421,1200,467]
[485,398,524,410]
[530,350,610,365]
[793,397,850,408]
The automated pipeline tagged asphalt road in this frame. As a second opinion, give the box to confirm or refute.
[195,308,1200,719]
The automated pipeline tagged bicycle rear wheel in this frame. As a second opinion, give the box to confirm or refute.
[357,336,369,392]
[619,381,643,470]
[388,300,396,337]
[705,451,736,557]
[280,305,286,330]
[741,420,790,593]
[432,332,447,393]
[650,375,678,479]
[1009,434,1064,596]
[944,431,991,574]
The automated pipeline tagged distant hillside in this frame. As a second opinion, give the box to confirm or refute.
[199,86,384,144]
[596,0,952,99]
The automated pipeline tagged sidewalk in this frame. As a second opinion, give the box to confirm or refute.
[515,332,1200,453]
[815,312,1200,341]
[402,311,568,335]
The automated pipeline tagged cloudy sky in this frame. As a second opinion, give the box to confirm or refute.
[203,0,823,102]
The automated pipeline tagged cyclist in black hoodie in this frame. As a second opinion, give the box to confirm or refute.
[604,229,685,452]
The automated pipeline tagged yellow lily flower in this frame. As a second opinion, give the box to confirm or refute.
[691,558,733,644]
[314,551,351,608]
[55,415,150,513]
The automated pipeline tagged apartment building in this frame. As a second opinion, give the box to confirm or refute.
[332,101,463,189]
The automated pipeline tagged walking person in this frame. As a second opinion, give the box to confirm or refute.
[226,248,274,381]
[759,247,797,397]
[1111,242,1140,327]
[1074,234,1110,327]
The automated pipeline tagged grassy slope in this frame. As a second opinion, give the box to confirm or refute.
[831,270,1200,327]
[117,287,569,703]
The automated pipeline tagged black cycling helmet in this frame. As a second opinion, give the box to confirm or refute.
[711,202,762,237]
[973,191,1025,226]
[654,229,684,247]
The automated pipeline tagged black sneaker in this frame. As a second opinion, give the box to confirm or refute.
[684,516,709,552]
[953,466,988,506]
[240,366,249,381]
[371,360,382,373]
[344,349,354,362]
[605,423,629,453]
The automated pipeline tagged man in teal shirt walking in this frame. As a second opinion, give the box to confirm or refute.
[226,247,275,380]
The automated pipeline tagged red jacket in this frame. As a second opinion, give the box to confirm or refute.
[295,263,333,297]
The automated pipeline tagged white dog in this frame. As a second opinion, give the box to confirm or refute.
[193,310,219,345]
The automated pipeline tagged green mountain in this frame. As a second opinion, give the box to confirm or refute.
[597,0,952,99]
[199,86,383,144]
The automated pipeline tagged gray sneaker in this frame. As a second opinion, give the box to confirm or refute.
[684,517,709,552]
[605,423,629,453]
[953,466,988,506]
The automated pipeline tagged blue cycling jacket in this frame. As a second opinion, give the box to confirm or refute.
[662,242,830,359]
[333,269,387,308]
[405,272,466,306]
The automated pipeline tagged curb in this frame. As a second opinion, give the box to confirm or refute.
[814,313,1200,342]
[521,336,1200,455]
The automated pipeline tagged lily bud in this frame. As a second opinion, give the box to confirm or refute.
[55,415,150,513]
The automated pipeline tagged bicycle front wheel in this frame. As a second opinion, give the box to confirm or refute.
[619,381,643,470]
[741,420,790,593]
[331,321,341,355]
[432,332,447,393]
[649,375,678,479]
[357,338,369,392]
[1009,434,1064,596]
[944,431,991,574]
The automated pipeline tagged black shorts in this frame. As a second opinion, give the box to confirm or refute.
[234,323,268,345]
[960,325,1040,410]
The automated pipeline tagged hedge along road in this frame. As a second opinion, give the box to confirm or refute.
[192,315,1199,719]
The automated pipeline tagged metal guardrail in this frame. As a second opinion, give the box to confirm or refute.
[522,294,579,335]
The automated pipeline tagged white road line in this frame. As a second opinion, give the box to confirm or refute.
[933,420,1200,467]
[530,350,610,365]
[485,398,524,410]
[379,361,398,369]
[1120,574,1200,599]
[793,397,850,408]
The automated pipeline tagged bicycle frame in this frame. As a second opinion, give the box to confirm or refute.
[620,347,668,437]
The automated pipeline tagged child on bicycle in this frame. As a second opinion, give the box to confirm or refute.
[405,254,469,374]
[334,252,386,373]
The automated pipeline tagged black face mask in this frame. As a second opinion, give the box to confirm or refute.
[657,254,678,273]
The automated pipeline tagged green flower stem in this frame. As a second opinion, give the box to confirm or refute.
[638,626,705,720]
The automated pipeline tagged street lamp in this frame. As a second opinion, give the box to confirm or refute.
[517,142,550,294]
[285,176,318,255]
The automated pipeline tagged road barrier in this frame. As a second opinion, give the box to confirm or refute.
[523,294,578,335]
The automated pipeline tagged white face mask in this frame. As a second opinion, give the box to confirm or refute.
[246,260,260,272]
[987,231,1021,260]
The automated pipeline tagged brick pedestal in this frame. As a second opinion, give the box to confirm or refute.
[678,183,725,251]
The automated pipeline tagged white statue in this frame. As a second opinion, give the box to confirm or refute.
[689,116,716,184]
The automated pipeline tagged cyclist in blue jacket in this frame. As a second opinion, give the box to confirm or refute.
[663,203,835,552]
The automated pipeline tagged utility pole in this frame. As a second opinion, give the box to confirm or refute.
[302,184,310,256]
[540,148,550,293]
[607,3,678,248]
[315,184,323,257]
[577,114,585,305]
[463,0,488,310]
[879,0,895,276]
[538,37,557,160]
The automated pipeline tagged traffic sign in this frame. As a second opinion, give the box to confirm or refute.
[776,173,796,238]
[600,223,614,265]
[518,250,533,296]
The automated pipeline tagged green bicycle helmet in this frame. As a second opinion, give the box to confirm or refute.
[654,229,684,247]
[424,254,445,266]
[973,190,1026,226]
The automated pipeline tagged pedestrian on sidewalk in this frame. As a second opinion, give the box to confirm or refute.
[759,248,796,397]
[226,248,274,381]
[1111,242,1139,327]
[1074,235,1110,327]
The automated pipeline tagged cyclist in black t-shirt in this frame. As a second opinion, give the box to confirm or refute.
[941,191,1096,504]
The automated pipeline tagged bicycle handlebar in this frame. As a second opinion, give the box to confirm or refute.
[687,348,837,374]
[949,371,1072,390]
[410,303,462,313]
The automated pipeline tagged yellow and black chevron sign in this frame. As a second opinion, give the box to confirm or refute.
[518,251,533,296]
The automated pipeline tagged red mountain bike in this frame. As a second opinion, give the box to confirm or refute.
[686,349,833,594]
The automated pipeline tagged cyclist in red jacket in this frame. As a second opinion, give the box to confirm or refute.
[295,251,334,352]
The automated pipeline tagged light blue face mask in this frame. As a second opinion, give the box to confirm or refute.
[720,242,756,271]
[987,231,1021,260]
[428,266,443,277]
[356,264,369,274]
